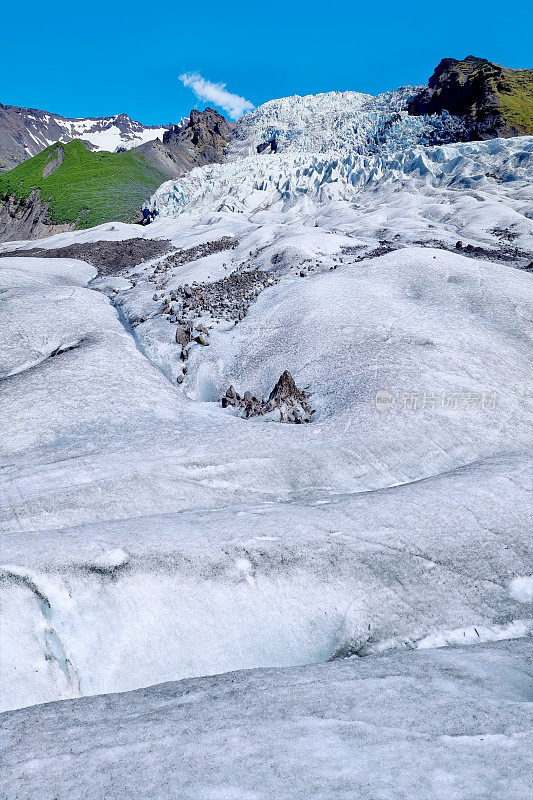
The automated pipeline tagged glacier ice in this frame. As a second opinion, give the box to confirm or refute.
[2,640,531,800]
[0,85,532,799]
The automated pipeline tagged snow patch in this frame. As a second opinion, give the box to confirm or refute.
[509,576,533,604]
[90,548,130,571]
[416,620,531,649]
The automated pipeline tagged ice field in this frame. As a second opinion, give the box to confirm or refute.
[1,90,532,799]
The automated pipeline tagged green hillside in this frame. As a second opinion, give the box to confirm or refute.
[496,68,533,135]
[0,140,167,229]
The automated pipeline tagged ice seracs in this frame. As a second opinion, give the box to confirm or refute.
[149,135,533,229]
[226,87,468,158]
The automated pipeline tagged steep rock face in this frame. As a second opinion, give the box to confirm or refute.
[134,108,235,179]
[0,102,170,171]
[0,189,76,243]
[408,56,533,139]
[181,108,235,154]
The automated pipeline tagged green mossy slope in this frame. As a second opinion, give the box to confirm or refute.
[0,140,167,229]
[497,68,533,134]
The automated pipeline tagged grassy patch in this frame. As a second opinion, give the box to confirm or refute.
[497,69,533,134]
[0,140,167,229]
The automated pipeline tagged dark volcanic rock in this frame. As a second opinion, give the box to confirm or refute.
[147,239,274,327]
[0,238,172,275]
[257,139,278,155]
[133,108,236,179]
[268,370,308,408]
[183,108,234,153]
[172,268,275,324]
[163,237,237,268]
[408,56,533,139]
[222,370,314,423]
[0,189,76,243]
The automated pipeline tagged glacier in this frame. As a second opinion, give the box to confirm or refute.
[0,87,532,800]
[226,88,470,157]
[2,640,531,800]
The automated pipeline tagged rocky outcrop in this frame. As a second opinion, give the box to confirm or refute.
[0,190,76,243]
[42,145,65,178]
[408,56,533,139]
[256,139,278,154]
[181,108,234,153]
[222,371,314,423]
[134,108,236,179]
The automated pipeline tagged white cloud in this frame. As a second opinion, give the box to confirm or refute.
[179,72,255,120]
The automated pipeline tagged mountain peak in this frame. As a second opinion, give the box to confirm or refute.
[0,103,172,171]
[409,56,533,137]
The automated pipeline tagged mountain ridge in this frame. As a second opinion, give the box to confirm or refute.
[1,55,531,242]
[0,107,237,240]
[0,102,170,171]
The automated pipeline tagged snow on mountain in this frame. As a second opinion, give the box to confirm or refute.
[0,102,170,169]
[52,112,169,152]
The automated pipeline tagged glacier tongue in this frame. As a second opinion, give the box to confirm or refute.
[148,88,531,230]
[150,137,533,224]
[1,82,532,800]
[2,241,532,712]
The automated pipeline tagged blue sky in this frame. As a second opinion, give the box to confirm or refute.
[5,0,532,124]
